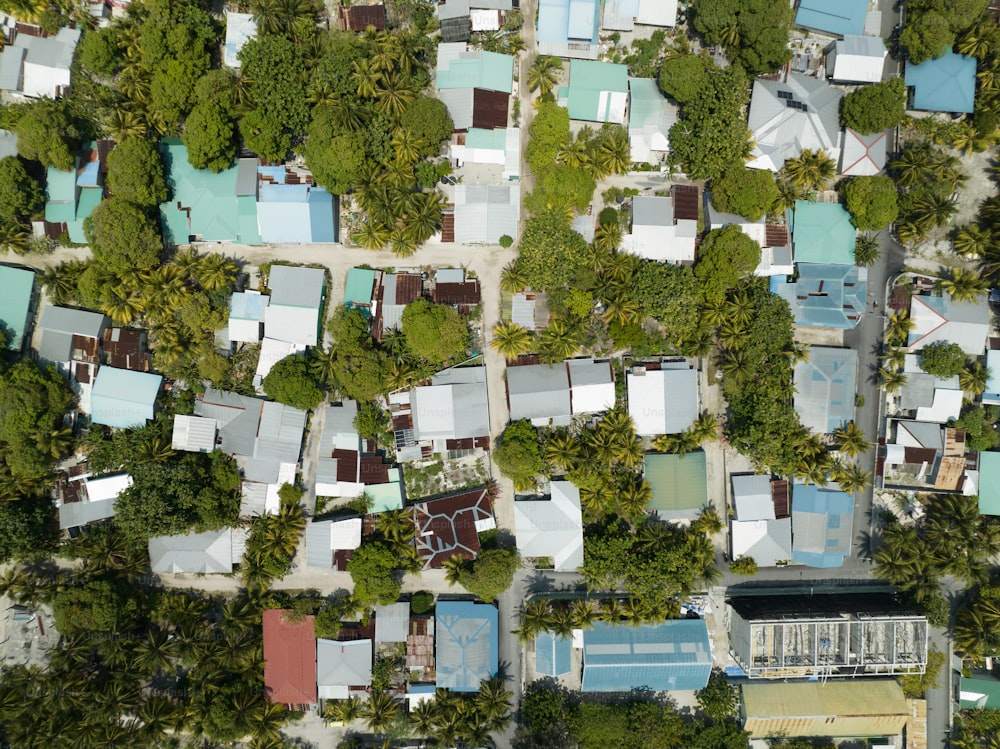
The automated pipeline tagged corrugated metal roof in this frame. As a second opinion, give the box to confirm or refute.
[91,367,163,429]
[454,184,518,244]
[437,48,514,94]
[627,367,698,435]
[436,601,498,691]
[566,60,629,123]
[791,484,854,568]
[514,481,583,571]
[507,363,571,421]
[344,267,377,307]
[269,265,325,308]
[375,602,411,644]
[148,528,237,573]
[581,620,711,692]
[257,184,337,243]
[979,452,1000,515]
[747,76,842,172]
[472,88,510,129]
[794,0,867,36]
[235,157,258,196]
[438,88,474,130]
[792,201,856,265]
[317,639,372,697]
[39,305,106,340]
[774,262,866,329]
[793,346,858,434]
[263,610,317,705]
[241,482,269,517]
[732,475,775,521]
[171,415,218,453]
[535,631,572,676]
[0,265,34,350]
[643,452,708,519]
[255,401,306,464]
[906,52,977,113]
[340,4,386,30]
[59,497,116,530]
[0,46,24,92]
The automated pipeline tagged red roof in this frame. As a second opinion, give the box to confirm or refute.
[471,89,509,129]
[673,184,700,221]
[434,281,481,306]
[263,610,317,706]
[411,486,494,569]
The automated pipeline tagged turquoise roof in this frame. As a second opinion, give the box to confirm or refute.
[90,367,163,429]
[792,201,856,265]
[905,52,976,114]
[367,468,404,512]
[437,50,514,94]
[159,140,261,245]
[537,0,600,45]
[795,0,867,37]
[44,166,76,223]
[628,77,666,128]
[979,452,1000,516]
[69,187,103,243]
[0,265,34,349]
[566,60,629,122]
[465,128,507,150]
[344,267,377,308]
[45,143,103,237]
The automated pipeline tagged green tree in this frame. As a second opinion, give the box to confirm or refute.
[840,175,900,230]
[710,162,779,221]
[954,405,1000,451]
[354,401,389,440]
[919,341,966,377]
[183,101,237,173]
[324,309,390,402]
[455,547,519,602]
[840,78,906,134]
[694,226,762,301]
[853,233,881,266]
[52,579,140,635]
[0,156,43,223]
[77,26,123,78]
[106,139,168,209]
[262,355,325,411]
[696,672,739,721]
[525,101,571,177]
[401,299,469,364]
[0,495,57,562]
[84,198,162,274]
[305,113,367,194]
[398,96,454,157]
[515,211,589,291]
[494,420,545,491]
[238,35,309,160]
[528,55,561,96]
[690,0,793,75]
[658,54,714,103]
[728,556,758,575]
[901,11,957,64]
[15,99,81,170]
[347,541,402,607]
[0,360,74,480]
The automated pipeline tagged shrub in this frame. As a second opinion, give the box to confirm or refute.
[410,591,434,615]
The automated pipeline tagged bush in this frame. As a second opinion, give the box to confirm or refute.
[839,175,899,230]
[262,355,325,411]
[840,79,906,135]
[919,341,965,378]
[499,234,514,248]
[354,401,388,440]
[410,591,435,615]
[728,556,758,576]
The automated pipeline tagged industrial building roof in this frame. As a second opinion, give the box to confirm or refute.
[792,201,856,265]
[793,347,857,434]
[224,11,257,68]
[564,60,629,123]
[979,452,1000,516]
[263,610,317,705]
[581,620,711,692]
[257,183,338,243]
[774,262,867,328]
[90,367,162,429]
[791,485,854,568]
[514,481,584,572]
[747,75,842,172]
[794,0,868,37]
[170,415,218,453]
[0,265,34,349]
[535,631,572,676]
[316,639,372,700]
[148,527,242,573]
[906,52,977,114]
[627,365,698,435]
[436,601,498,691]
[644,452,708,520]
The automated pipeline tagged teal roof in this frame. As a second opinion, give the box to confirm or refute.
[437,50,514,94]
[367,468,404,512]
[159,140,261,245]
[961,673,1000,709]
[344,267,377,308]
[44,166,76,223]
[979,452,1000,515]
[46,143,104,236]
[644,452,708,519]
[628,77,665,128]
[465,128,507,150]
[566,60,629,122]
[792,201,856,265]
[0,265,34,349]
[905,52,976,114]
[68,187,103,243]
[90,367,163,429]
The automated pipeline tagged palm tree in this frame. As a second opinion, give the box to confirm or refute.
[528,55,560,96]
[196,254,238,290]
[772,177,804,213]
[409,699,437,738]
[0,221,30,254]
[880,367,908,394]
[834,462,871,495]
[544,431,580,473]
[596,129,631,175]
[938,268,988,302]
[833,421,870,458]
[391,128,422,165]
[326,695,363,723]
[517,599,553,642]
[351,59,382,99]
[442,555,468,586]
[570,599,596,629]
[103,109,147,140]
[881,346,906,371]
[499,263,526,293]
[886,310,915,347]
[960,360,990,396]
[853,233,881,266]
[912,192,958,232]
[376,509,416,545]
[653,430,699,457]
[782,148,836,192]
[557,139,591,168]
[362,691,400,737]
[720,348,752,388]
[592,221,622,253]
[490,320,533,360]
[375,75,416,117]
[617,479,652,519]
[795,457,830,486]
[537,318,579,362]
[953,224,992,258]
[353,220,391,250]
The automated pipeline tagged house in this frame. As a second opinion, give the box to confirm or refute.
[704,199,793,276]
[228,291,269,344]
[159,140,261,245]
[581,620,711,692]
[626,363,698,435]
[644,452,708,521]
[792,201,856,266]
[621,195,697,263]
[827,35,887,83]
[791,484,854,568]
[961,672,1000,709]
[883,420,970,493]
[794,0,868,37]
[58,473,131,532]
[148,527,247,573]
[602,0,678,30]
[223,11,257,68]
[449,127,521,182]
[437,0,472,42]
[978,452,1000,515]
[339,4,386,31]
[840,128,889,176]
[536,0,600,59]
[908,293,989,355]
[410,365,490,448]
[732,475,779,521]
[170,415,218,453]
[535,631,572,677]
[374,602,410,645]
[905,52,977,114]
[510,291,550,331]
[558,60,628,124]
[317,639,373,700]
[436,601,498,691]
[628,78,677,165]
[452,184,519,244]
[506,359,614,425]
[729,594,929,679]
[37,305,107,410]
[731,518,792,567]
[0,265,34,351]
[438,86,510,131]
[44,142,107,243]
[742,681,909,739]
[263,610,317,709]
[436,44,513,130]
[514,481,584,571]
[793,347,857,434]
[0,26,80,99]
[746,75,842,172]
[264,265,326,347]
[432,269,482,310]
[256,182,338,244]
[372,271,423,340]
[773,263,867,329]
[411,486,496,570]
[897,354,962,423]
[90,367,163,429]
[983,348,1000,406]
[344,267,377,317]
[305,518,363,570]
[102,327,150,371]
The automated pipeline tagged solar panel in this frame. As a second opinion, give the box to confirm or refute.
[777,90,792,100]
[785,99,797,108]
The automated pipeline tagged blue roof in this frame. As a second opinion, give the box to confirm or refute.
[436,601,499,692]
[905,52,977,114]
[257,165,286,184]
[795,0,867,37]
[581,620,712,692]
[774,263,867,329]
[76,160,100,187]
[230,291,268,322]
[538,0,599,44]
[257,183,337,243]
[90,367,163,429]
[535,631,572,676]
[0,265,34,349]
[793,346,858,434]
[791,484,854,568]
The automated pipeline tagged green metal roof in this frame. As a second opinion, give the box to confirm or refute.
[465,128,507,149]
[979,451,1000,515]
[367,469,404,512]
[44,166,76,223]
[961,674,1000,709]
[68,188,104,243]
[792,201,857,265]
[566,60,629,122]
[344,267,377,307]
[436,50,514,94]
[643,452,708,515]
[0,265,34,349]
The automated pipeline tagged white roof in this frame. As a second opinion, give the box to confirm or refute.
[915,387,963,424]
[254,340,306,388]
[732,475,775,521]
[514,481,584,571]
[627,367,698,436]
[755,245,795,277]
[330,518,363,550]
[602,0,677,30]
[264,306,319,347]
[263,462,297,514]
[568,359,616,414]
[731,518,792,567]
[637,0,677,26]
[85,473,132,502]
[171,415,218,453]
[829,36,887,84]
[621,196,696,262]
[908,294,989,355]
[453,184,519,244]
[229,317,263,342]
[470,8,500,30]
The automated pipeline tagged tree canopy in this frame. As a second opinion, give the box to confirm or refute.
[238,35,309,161]
[0,496,56,562]
[0,156,43,224]
[658,54,714,104]
[840,79,906,135]
[323,309,390,402]
[690,0,793,75]
[494,420,545,491]
[710,162,778,221]
[694,225,761,301]
[398,96,455,156]
[455,547,519,603]
[839,175,900,231]
[901,0,988,63]
[401,299,469,364]
[15,99,82,170]
[84,198,162,273]
[262,355,325,411]
[0,360,74,480]
[919,341,966,377]
[106,139,168,208]
[515,212,588,291]
[347,541,402,608]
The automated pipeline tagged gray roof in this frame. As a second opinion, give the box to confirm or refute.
[306,520,334,568]
[19,27,79,72]
[507,363,571,421]
[732,518,792,567]
[38,306,107,363]
[896,420,943,450]
[412,381,490,440]
[454,184,518,244]
[0,47,24,91]
[471,0,511,7]
[0,130,17,160]
[793,347,858,434]
[171,415,217,453]
[240,482,269,516]
[632,196,673,227]
[438,0,471,20]
[899,372,937,411]
[59,498,116,530]
[324,400,359,442]
[316,456,340,485]
[837,34,886,58]
[235,158,258,197]
[196,389,264,458]
[438,87,474,130]
[317,638,372,692]
[255,401,306,464]
[732,475,775,521]
[375,602,411,644]
[268,265,325,308]
[514,481,584,571]
[148,528,239,573]
[566,358,612,388]
[432,364,487,386]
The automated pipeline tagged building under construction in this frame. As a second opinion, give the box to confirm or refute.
[728,593,928,679]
